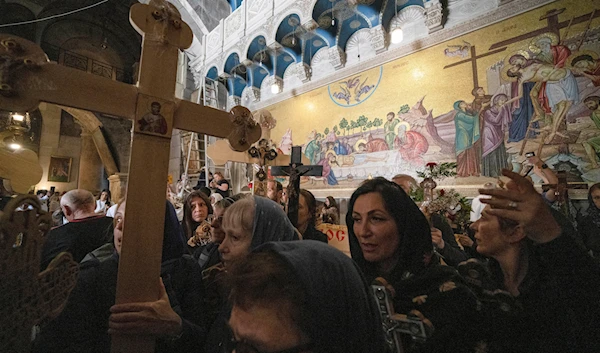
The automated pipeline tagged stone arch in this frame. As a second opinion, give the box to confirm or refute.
[244,32,270,63]
[221,50,243,76]
[268,7,309,45]
[345,28,377,66]
[61,107,119,176]
[389,5,427,44]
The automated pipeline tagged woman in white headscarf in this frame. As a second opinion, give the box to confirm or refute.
[209,193,223,208]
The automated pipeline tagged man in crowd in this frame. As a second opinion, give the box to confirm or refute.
[266,179,283,205]
[392,174,468,267]
[40,189,114,270]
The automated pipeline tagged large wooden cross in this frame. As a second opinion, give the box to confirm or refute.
[0,2,260,352]
[270,146,322,227]
[443,45,507,90]
[488,8,600,50]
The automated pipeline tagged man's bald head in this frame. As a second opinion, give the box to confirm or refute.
[60,189,96,220]
[391,174,418,194]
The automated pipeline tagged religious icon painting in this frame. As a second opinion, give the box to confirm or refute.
[134,94,174,137]
[48,156,72,183]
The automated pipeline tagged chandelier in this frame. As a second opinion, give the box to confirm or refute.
[3,112,31,150]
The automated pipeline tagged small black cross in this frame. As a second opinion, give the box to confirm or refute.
[270,146,323,227]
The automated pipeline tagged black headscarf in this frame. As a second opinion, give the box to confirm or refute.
[346,177,434,284]
[253,241,386,353]
[162,200,186,262]
[250,196,297,249]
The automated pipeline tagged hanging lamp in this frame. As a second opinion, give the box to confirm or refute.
[391,0,404,44]
[271,49,280,94]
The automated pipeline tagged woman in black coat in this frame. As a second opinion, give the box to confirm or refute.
[347,177,480,353]
[33,201,207,353]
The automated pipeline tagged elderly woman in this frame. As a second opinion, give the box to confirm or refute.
[470,169,600,352]
[228,241,386,353]
[182,190,213,248]
[209,193,223,207]
[107,196,297,352]
[193,198,232,271]
[347,177,479,352]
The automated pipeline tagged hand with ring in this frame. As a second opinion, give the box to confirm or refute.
[478,169,561,244]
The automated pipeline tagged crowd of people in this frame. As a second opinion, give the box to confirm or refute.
[10,167,600,353]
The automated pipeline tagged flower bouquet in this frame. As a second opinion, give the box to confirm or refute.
[416,162,458,180]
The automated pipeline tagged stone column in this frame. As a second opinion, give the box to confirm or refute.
[78,131,104,194]
[328,46,346,69]
[227,95,242,110]
[243,86,261,103]
[370,25,388,54]
[295,62,312,83]
[424,0,444,34]
[108,173,129,202]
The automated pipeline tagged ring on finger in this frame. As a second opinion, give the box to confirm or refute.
[508,201,518,209]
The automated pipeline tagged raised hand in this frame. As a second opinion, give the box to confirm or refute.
[478,169,561,244]
[431,228,445,249]
[108,278,182,337]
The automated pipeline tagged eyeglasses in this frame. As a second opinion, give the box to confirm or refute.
[226,336,312,353]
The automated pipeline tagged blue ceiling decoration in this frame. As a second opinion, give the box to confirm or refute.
[227,74,247,97]
[206,66,219,80]
[228,0,244,12]
[313,27,335,47]
[302,32,331,65]
[247,36,268,61]
[273,50,296,78]
[312,0,387,51]
[224,52,241,74]
[337,12,371,50]
[250,65,270,88]
[356,2,381,26]
[206,0,430,95]
[276,14,304,58]
[312,0,344,37]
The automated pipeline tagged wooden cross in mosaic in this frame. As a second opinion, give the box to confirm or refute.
[0,1,260,352]
[488,8,600,50]
[443,45,507,91]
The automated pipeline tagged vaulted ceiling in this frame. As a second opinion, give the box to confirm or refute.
[1,0,142,82]
[206,0,430,99]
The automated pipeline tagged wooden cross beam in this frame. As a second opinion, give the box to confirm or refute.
[488,8,600,50]
[270,146,322,227]
[0,2,260,352]
[542,170,588,220]
[443,45,507,90]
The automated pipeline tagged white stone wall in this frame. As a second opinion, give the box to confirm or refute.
[180,0,555,110]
